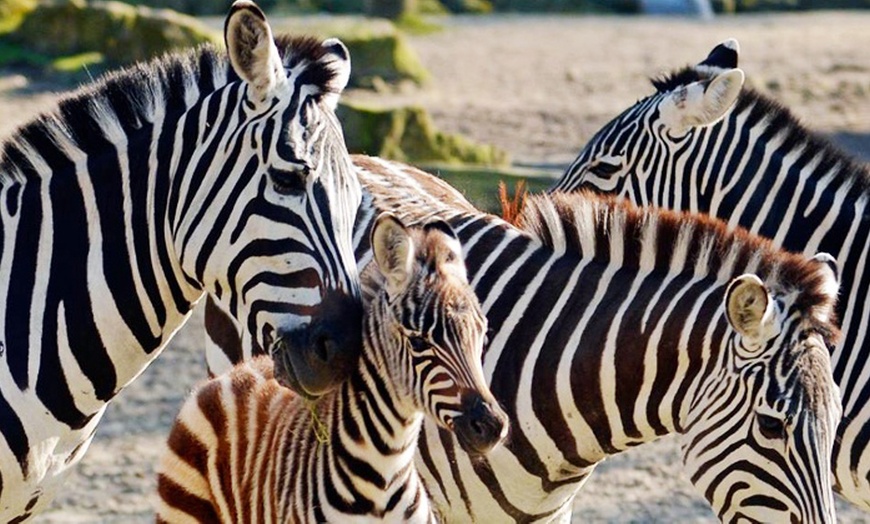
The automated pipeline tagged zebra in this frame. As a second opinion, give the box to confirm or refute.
[551,38,870,511]
[205,156,843,522]
[157,214,509,523]
[0,1,363,519]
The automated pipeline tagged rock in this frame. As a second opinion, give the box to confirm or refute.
[5,0,220,65]
[337,101,509,166]
[0,0,36,34]
[270,18,429,87]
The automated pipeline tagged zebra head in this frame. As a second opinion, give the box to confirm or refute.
[368,214,509,455]
[179,1,362,398]
[552,38,745,202]
[681,254,842,522]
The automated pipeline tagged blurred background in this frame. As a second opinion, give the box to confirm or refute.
[1,0,869,521]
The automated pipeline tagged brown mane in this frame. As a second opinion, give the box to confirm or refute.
[520,191,840,336]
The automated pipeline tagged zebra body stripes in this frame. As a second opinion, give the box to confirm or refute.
[0,2,362,519]
[205,156,843,522]
[158,215,508,523]
[554,38,870,511]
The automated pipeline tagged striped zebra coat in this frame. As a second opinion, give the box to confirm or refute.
[0,2,363,519]
[206,156,843,522]
[553,38,870,510]
[158,215,508,523]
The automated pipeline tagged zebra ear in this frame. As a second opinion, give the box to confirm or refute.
[317,38,351,110]
[726,274,775,344]
[424,219,466,279]
[372,213,415,297]
[811,253,840,321]
[659,68,744,135]
[696,38,740,75]
[225,0,286,103]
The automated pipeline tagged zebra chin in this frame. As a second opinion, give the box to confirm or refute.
[451,390,509,456]
[269,291,363,399]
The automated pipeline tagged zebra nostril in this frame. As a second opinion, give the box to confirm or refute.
[314,335,330,362]
[470,418,485,437]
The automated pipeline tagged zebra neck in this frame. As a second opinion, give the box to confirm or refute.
[329,306,425,496]
[696,98,869,218]
[0,47,234,420]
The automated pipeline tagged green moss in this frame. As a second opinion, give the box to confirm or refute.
[0,0,36,34]
[394,13,443,35]
[51,52,105,72]
[3,0,220,66]
[420,165,553,214]
[0,40,50,67]
[337,102,508,166]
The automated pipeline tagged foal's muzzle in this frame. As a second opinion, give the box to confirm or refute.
[453,390,509,455]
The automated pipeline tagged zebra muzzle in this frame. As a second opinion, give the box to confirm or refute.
[269,292,363,399]
[453,391,509,456]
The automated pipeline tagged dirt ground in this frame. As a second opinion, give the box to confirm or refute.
[1,11,868,523]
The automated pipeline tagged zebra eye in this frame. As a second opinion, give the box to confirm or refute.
[408,335,431,352]
[589,161,622,177]
[269,166,310,195]
[756,413,786,440]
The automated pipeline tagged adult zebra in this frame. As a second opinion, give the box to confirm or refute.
[0,2,363,520]
[206,156,843,522]
[552,38,870,510]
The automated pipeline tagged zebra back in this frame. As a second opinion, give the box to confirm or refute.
[550,37,870,511]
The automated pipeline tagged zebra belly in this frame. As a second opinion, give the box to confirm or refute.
[0,400,105,521]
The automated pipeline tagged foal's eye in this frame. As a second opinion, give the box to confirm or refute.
[408,336,431,352]
[756,413,786,440]
[269,166,310,195]
[589,161,622,177]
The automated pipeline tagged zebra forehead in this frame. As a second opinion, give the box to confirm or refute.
[273,34,341,95]
[781,341,840,416]
[651,67,705,94]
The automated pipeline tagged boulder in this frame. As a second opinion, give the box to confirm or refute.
[0,0,36,34]
[4,0,219,65]
[271,18,429,87]
[337,102,508,166]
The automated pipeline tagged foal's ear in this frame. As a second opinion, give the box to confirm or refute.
[811,252,840,322]
[659,68,744,135]
[726,274,775,345]
[225,0,286,103]
[372,214,415,297]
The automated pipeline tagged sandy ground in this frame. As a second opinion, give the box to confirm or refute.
[0,11,868,523]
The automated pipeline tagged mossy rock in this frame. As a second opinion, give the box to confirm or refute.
[271,18,428,87]
[0,0,36,34]
[337,102,508,166]
[4,0,220,66]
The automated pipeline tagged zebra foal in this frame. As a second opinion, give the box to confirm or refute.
[157,214,508,523]
[0,1,363,519]
[554,38,870,510]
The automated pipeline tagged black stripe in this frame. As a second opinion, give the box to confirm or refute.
[0,389,29,472]
[5,178,40,389]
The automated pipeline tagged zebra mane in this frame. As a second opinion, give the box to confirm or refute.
[519,191,840,332]
[652,66,870,193]
[0,35,337,185]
